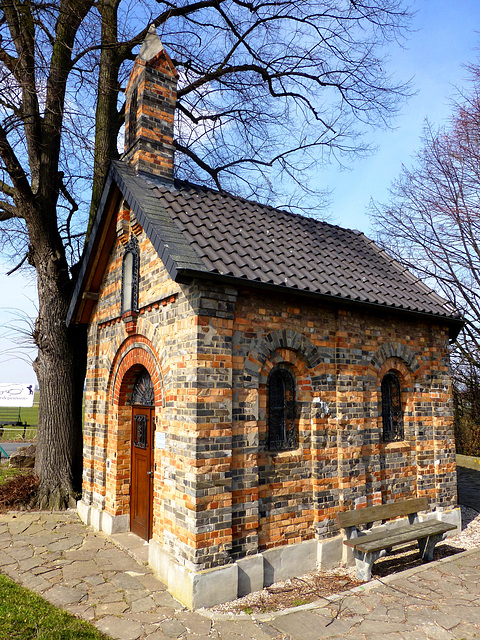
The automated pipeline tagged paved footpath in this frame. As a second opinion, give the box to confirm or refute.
[1,510,480,640]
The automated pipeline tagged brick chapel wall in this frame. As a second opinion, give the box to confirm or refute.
[83,203,456,574]
[83,206,182,530]
[83,205,238,573]
[229,288,456,559]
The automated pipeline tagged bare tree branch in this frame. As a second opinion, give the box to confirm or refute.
[0,199,18,220]
[372,65,480,373]
[0,179,15,197]
[5,252,27,275]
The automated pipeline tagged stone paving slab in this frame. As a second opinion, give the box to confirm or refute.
[1,510,480,639]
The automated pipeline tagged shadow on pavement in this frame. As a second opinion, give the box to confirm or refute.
[457,465,480,512]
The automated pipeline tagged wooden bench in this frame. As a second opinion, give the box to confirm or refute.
[337,497,457,581]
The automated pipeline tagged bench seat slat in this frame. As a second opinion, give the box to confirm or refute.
[343,520,457,554]
[0,407,25,426]
[337,497,429,529]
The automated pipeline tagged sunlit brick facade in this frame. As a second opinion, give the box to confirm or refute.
[69,29,462,609]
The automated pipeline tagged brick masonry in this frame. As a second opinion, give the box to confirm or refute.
[81,200,457,583]
[78,30,459,608]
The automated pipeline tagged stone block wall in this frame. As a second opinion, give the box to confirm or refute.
[229,289,456,558]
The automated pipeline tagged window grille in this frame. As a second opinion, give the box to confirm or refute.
[381,372,403,442]
[268,367,296,450]
[133,413,148,449]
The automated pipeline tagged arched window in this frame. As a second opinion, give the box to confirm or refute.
[131,368,154,407]
[381,372,403,442]
[122,236,139,315]
[268,367,296,450]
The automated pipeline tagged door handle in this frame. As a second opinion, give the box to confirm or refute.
[147,470,153,476]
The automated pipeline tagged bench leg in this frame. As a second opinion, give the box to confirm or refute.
[353,549,386,581]
[418,534,445,562]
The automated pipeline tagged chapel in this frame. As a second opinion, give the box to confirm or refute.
[67,28,463,608]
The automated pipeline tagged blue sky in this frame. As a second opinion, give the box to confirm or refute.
[1,0,480,384]
[325,0,480,232]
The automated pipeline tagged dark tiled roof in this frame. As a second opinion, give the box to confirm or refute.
[66,160,460,330]
[111,162,459,322]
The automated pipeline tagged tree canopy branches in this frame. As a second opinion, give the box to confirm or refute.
[0,0,413,265]
[0,0,413,507]
[372,64,480,371]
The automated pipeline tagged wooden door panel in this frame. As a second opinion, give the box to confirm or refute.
[130,407,154,540]
[131,450,149,535]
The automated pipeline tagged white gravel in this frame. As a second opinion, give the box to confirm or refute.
[207,505,480,614]
[446,505,480,549]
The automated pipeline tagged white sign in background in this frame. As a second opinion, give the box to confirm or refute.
[0,383,35,407]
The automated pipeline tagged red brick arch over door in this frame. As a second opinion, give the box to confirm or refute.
[110,337,164,409]
[107,337,164,541]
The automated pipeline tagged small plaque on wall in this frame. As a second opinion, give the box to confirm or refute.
[155,432,166,449]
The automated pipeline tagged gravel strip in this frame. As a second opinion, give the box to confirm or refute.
[208,505,480,615]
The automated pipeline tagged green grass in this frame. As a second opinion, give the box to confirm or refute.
[0,390,39,441]
[0,465,25,485]
[293,598,310,607]
[0,426,38,442]
[0,573,110,640]
[18,405,39,425]
[0,390,87,441]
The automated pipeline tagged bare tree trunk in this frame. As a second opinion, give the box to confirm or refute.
[33,322,86,508]
[89,0,122,228]
[29,212,86,508]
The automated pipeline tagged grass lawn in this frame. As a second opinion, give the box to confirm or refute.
[18,405,39,425]
[0,392,38,441]
[0,573,110,640]
[0,465,25,485]
[0,425,38,442]
[0,391,38,441]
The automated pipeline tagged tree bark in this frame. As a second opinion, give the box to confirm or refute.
[89,0,122,229]
[28,206,86,508]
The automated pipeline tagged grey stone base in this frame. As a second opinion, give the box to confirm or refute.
[426,506,462,533]
[78,502,462,609]
[149,540,238,609]
[149,536,345,609]
[77,500,129,535]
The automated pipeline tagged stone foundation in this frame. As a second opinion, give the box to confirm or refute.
[77,500,129,535]
[78,500,461,609]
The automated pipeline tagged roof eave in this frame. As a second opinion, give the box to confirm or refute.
[66,167,120,326]
[67,161,208,326]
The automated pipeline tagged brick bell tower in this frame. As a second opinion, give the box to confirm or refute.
[123,25,178,182]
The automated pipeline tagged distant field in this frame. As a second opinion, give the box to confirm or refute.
[0,391,86,442]
[0,391,39,441]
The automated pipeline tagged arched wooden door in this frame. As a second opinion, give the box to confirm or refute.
[130,370,155,541]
